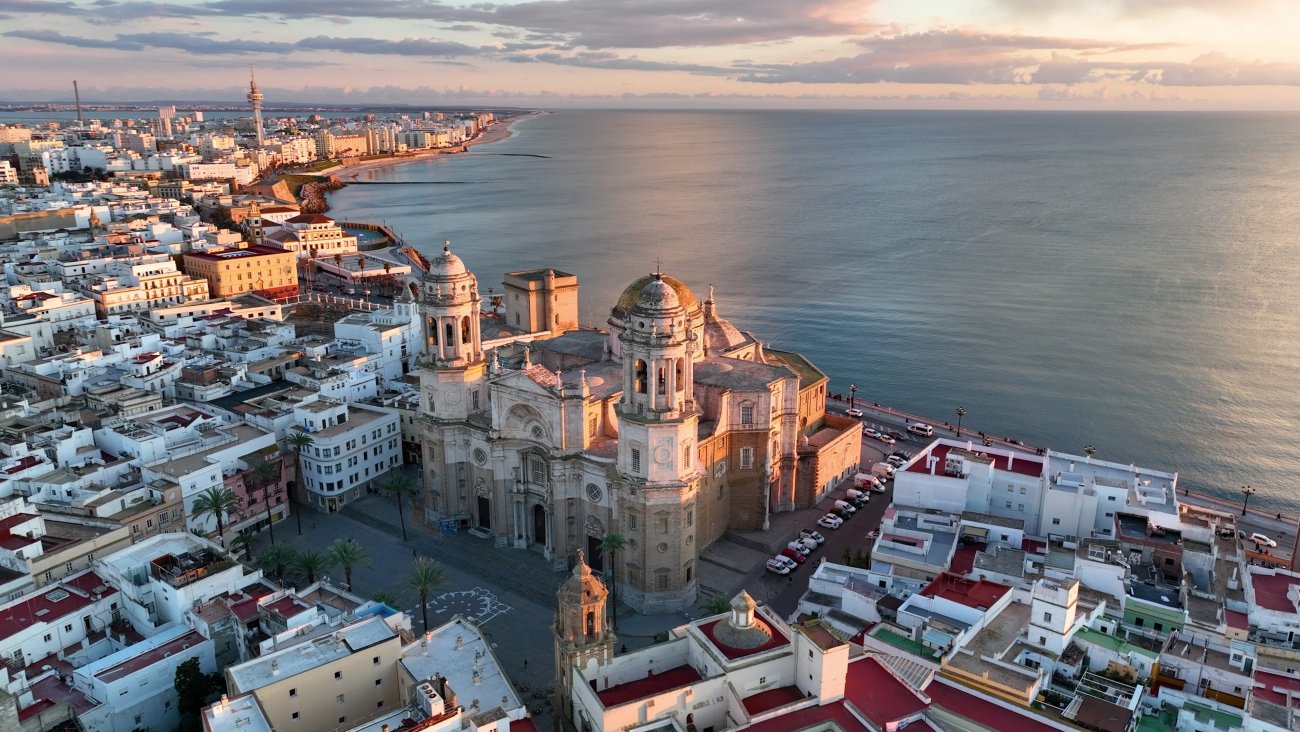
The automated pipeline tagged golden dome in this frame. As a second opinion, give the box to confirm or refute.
[612,274,700,319]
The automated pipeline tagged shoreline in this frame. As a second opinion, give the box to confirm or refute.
[331,111,544,183]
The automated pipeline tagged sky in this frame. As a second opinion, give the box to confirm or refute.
[3,0,1300,108]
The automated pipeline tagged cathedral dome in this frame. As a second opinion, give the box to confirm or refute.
[428,241,468,278]
[712,590,773,650]
[611,274,700,320]
[633,274,681,313]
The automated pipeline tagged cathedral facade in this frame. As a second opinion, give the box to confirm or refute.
[417,246,860,613]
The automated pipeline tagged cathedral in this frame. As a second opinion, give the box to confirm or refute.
[416,245,861,613]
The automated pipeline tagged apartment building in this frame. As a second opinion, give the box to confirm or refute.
[291,400,402,512]
[183,245,298,300]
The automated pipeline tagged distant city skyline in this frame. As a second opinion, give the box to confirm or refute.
[3,0,1300,109]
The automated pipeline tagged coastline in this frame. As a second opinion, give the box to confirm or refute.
[332,110,544,183]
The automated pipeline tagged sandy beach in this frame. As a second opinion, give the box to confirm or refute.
[332,111,544,183]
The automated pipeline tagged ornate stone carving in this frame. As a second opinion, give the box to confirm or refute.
[585,515,605,538]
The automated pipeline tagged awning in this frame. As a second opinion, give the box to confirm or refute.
[962,526,989,539]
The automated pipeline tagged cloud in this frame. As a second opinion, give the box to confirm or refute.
[0,0,82,14]
[5,29,139,49]
[511,51,736,75]
[199,0,876,49]
[295,35,482,57]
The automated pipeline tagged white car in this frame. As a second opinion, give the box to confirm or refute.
[1250,533,1278,548]
[876,433,897,446]
[818,513,844,530]
[772,555,799,572]
[799,528,826,544]
[864,427,881,439]
[846,408,864,418]
[766,558,792,575]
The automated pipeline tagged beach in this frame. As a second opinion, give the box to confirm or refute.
[332,111,543,183]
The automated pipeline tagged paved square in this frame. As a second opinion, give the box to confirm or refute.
[426,587,512,626]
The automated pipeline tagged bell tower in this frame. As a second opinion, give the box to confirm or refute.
[554,551,616,727]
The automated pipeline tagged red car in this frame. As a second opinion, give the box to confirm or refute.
[780,547,807,564]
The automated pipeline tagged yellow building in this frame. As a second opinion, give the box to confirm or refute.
[183,245,299,300]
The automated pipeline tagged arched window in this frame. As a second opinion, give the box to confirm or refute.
[657,366,667,395]
[634,360,647,393]
[585,611,595,636]
[427,317,438,345]
[461,316,470,343]
[444,321,454,344]
[675,358,684,392]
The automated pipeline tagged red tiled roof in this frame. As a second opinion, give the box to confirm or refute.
[285,214,333,224]
[927,678,1060,732]
[264,595,310,618]
[596,665,702,707]
[1250,571,1300,613]
[95,630,207,683]
[699,617,790,660]
[0,572,116,641]
[742,699,867,731]
[920,573,1011,610]
[742,686,805,716]
[907,443,1044,479]
[1255,670,1300,706]
[844,656,928,727]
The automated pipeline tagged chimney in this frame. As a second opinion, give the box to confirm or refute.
[271,659,279,675]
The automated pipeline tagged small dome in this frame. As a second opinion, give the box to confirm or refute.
[612,273,700,319]
[557,550,607,605]
[730,590,757,615]
[428,241,467,278]
[634,274,681,312]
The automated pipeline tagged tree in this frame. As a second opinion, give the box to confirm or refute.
[408,558,446,632]
[230,530,256,563]
[292,549,331,585]
[599,532,626,629]
[378,473,417,541]
[372,591,398,607]
[257,544,297,582]
[285,430,314,535]
[702,594,730,614]
[174,657,225,729]
[192,486,239,542]
[327,538,371,590]
[251,459,281,546]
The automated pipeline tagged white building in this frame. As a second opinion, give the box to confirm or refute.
[0,569,121,669]
[73,626,216,732]
[292,400,402,512]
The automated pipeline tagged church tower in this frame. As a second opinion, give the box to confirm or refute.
[417,242,488,525]
[615,273,701,613]
[554,551,616,728]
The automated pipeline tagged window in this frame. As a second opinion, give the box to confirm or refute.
[588,416,598,438]
[740,405,754,424]
[43,633,51,642]
[471,390,479,411]
[1044,612,1053,622]
[1135,617,1145,627]
[1039,636,1047,645]
[1017,503,1024,511]
[1020,486,1027,494]
[1154,622,1164,632]
[337,694,345,703]
[740,447,754,469]
[1052,518,1061,525]
[1107,495,1116,501]
[628,513,638,531]
[64,624,72,633]
[289,689,297,697]
[657,515,669,534]
[375,678,383,685]
[715,460,727,477]
[631,448,641,472]
[1004,501,1012,508]
[373,656,380,665]
[334,671,342,679]
[686,509,694,527]
[683,444,691,468]
[339,717,346,725]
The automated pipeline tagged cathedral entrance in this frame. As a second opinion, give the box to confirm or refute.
[532,504,547,547]
[586,535,604,572]
[477,496,491,530]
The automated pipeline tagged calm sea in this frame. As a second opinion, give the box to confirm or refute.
[328,110,1300,512]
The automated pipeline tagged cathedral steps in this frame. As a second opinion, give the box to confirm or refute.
[340,506,564,609]
[724,531,774,555]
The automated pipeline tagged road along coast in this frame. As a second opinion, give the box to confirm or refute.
[332,111,543,183]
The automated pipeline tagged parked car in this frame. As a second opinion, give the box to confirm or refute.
[1251,533,1278,548]
[846,408,864,418]
[818,514,844,529]
[846,488,870,502]
[886,455,906,468]
[800,528,826,544]
[887,430,906,441]
[833,499,857,515]
[871,463,896,480]
[864,427,881,439]
[889,450,912,461]
[780,547,808,564]
[876,433,896,446]
[854,473,882,490]
[766,558,792,575]
[907,423,935,437]
[848,495,868,509]
[773,554,799,571]
[787,540,813,556]
[831,508,853,521]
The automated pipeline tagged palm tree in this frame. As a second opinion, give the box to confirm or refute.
[251,460,280,546]
[257,544,297,582]
[292,549,331,585]
[192,486,239,543]
[285,430,314,536]
[599,532,626,629]
[702,594,730,614]
[378,473,417,541]
[407,558,446,632]
[230,529,256,562]
[371,591,398,607]
[327,538,371,590]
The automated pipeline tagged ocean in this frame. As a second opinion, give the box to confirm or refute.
[327,110,1300,512]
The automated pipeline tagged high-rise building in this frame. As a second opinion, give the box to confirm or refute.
[246,70,264,147]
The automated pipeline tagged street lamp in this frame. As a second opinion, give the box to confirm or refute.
[849,384,857,413]
[1242,486,1256,516]
[955,406,966,436]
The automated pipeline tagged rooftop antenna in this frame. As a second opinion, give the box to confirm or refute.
[73,80,83,126]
